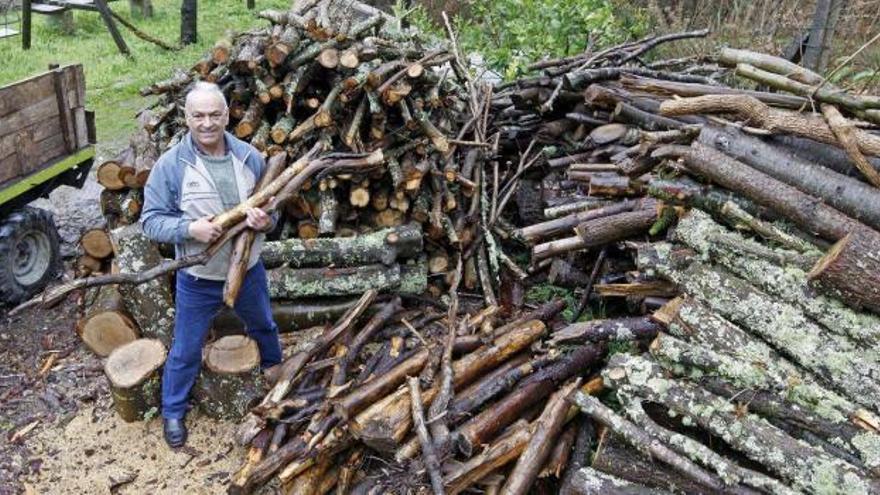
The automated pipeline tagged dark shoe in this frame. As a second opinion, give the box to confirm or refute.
[163,418,187,448]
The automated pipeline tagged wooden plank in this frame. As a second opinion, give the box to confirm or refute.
[0,93,82,139]
[53,68,75,153]
[0,133,69,184]
[0,115,63,162]
[0,66,83,119]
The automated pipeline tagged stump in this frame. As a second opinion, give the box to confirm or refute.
[76,285,139,357]
[194,336,264,420]
[105,339,166,422]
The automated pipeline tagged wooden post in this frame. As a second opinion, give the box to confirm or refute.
[22,0,31,50]
[94,0,130,56]
[246,0,255,9]
[180,0,197,45]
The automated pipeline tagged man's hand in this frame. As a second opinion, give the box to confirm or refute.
[188,216,222,243]
[245,206,272,232]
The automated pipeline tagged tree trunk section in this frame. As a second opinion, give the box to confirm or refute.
[109,223,174,347]
[77,285,140,357]
[809,228,880,315]
[193,335,264,420]
[105,338,165,422]
[180,0,197,45]
[261,223,422,268]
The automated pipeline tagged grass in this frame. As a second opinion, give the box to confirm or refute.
[0,0,290,155]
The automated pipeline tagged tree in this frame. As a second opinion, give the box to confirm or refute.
[180,0,197,45]
[802,0,846,72]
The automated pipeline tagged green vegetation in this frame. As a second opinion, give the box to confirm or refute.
[405,0,648,80]
[0,0,289,153]
[526,282,605,322]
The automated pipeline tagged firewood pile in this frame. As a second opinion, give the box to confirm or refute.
[33,0,880,493]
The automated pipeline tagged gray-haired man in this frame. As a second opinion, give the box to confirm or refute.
[141,82,281,448]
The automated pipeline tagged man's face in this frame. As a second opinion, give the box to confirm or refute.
[185,92,229,150]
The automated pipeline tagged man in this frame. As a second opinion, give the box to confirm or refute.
[141,82,282,448]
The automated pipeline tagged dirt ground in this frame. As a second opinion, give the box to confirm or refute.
[0,288,288,495]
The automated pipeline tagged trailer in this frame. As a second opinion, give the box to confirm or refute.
[0,63,95,304]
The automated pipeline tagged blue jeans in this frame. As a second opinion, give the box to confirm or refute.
[161,262,282,419]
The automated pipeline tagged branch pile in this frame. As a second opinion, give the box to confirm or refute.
[27,1,880,493]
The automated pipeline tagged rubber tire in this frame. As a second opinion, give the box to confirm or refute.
[0,207,62,305]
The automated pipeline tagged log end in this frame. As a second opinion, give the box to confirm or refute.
[104,338,166,389]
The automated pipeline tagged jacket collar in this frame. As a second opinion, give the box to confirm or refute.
[179,131,252,168]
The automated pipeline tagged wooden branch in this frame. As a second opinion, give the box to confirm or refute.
[407,377,446,495]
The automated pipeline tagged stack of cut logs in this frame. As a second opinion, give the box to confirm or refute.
[51,0,880,492]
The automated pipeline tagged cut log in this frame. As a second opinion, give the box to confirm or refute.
[659,95,880,156]
[444,420,532,495]
[698,125,880,232]
[349,319,547,452]
[808,228,880,315]
[551,317,661,345]
[641,242,880,411]
[80,228,113,259]
[109,224,174,347]
[532,206,658,261]
[76,285,139,357]
[568,468,668,495]
[514,198,648,244]
[105,338,165,422]
[650,296,875,428]
[619,394,798,495]
[453,344,606,457]
[572,391,729,493]
[193,336,264,420]
[501,379,581,495]
[653,143,874,242]
[604,354,880,493]
[267,263,403,298]
[261,223,422,268]
[674,209,880,345]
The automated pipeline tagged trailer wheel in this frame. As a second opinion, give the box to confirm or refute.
[0,207,62,305]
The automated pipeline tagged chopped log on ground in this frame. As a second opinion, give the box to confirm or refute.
[76,285,140,357]
[105,338,166,422]
[193,335,265,420]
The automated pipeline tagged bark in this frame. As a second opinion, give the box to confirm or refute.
[653,143,875,242]
[453,344,606,457]
[76,285,139,357]
[407,377,446,495]
[547,259,592,288]
[334,348,430,420]
[698,125,880,231]
[538,421,576,479]
[821,104,880,187]
[500,379,580,495]
[594,281,677,298]
[674,209,880,345]
[641,242,880,411]
[618,395,799,495]
[261,223,422,268]
[109,224,174,347]
[443,420,532,495]
[193,336,264,420]
[559,417,596,495]
[572,391,731,493]
[267,262,421,298]
[213,297,363,334]
[514,198,647,244]
[620,75,808,109]
[550,317,661,345]
[604,354,880,494]
[532,206,657,261]
[808,228,880,315]
[590,434,717,494]
[104,339,165,422]
[768,134,880,179]
[659,96,880,157]
[650,296,876,429]
[330,297,402,391]
[568,468,669,495]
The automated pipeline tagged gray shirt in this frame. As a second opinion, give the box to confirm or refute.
[199,152,241,211]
